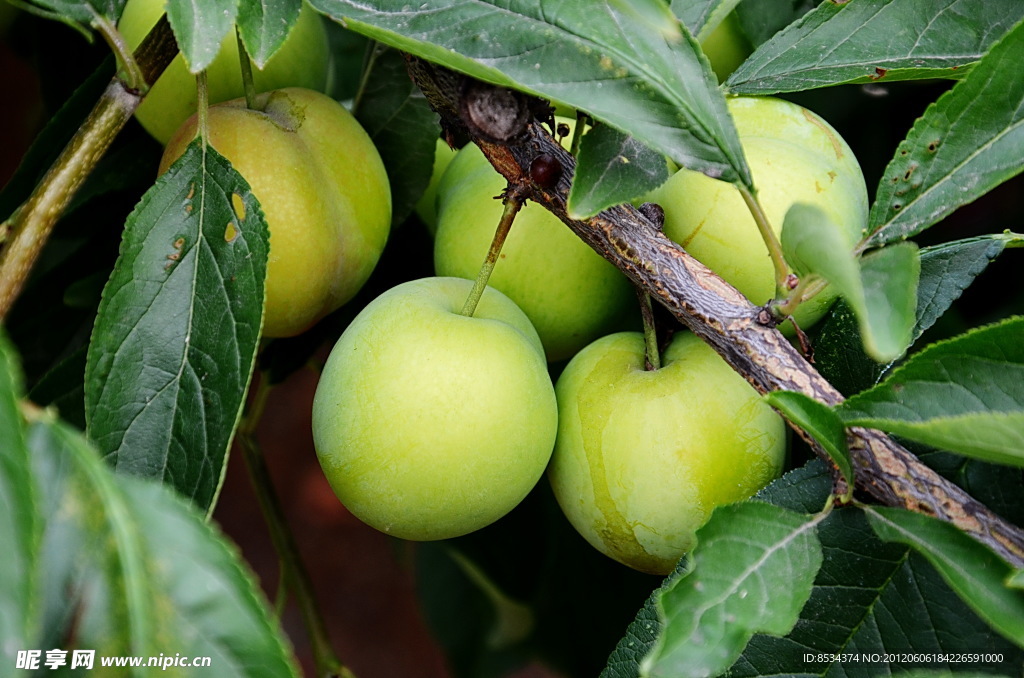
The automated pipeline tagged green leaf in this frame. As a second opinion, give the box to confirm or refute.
[166,0,238,72]
[568,124,674,220]
[354,46,441,228]
[838,316,1024,466]
[726,0,1024,95]
[670,0,742,39]
[731,498,1024,676]
[27,416,298,676]
[764,391,851,494]
[309,0,752,189]
[640,502,822,678]
[732,0,816,49]
[781,204,918,362]
[867,17,1024,246]
[85,140,268,512]
[0,336,40,667]
[864,506,1024,649]
[236,0,301,69]
[812,233,1020,396]
[1009,571,1024,590]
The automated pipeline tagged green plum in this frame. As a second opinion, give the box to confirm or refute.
[434,124,635,362]
[312,277,558,541]
[548,331,787,574]
[119,0,330,144]
[159,87,391,338]
[649,96,868,331]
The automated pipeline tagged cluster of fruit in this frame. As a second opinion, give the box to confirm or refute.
[129,3,867,575]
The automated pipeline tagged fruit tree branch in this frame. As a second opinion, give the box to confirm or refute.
[404,55,1024,568]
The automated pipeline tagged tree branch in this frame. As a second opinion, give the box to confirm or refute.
[405,55,1024,568]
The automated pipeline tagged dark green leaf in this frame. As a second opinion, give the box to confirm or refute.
[732,0,815,49]
[781,204,918,362]
[0,335,40,666]
[727,0,1024,95]
[729,504,1024,677]
[166,0,238,72]
[569,124,674,219]
[309,0,752,189]
[236,0,301,69]
[26,416,298,676]
[838,316,1024,466]
[353,46,441,227]
[764,391,850,494]
[864,506,1024,648]
[915,232,1023,341]
[670,0,741,39]
[600,462,832,678]
[85,141,268,511]
[812,233,1019,396]
[867,17,1024,246]
[642,502,823,678]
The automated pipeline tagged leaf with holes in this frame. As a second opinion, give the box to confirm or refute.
[867,17,1024,246]
[85,140,268,512]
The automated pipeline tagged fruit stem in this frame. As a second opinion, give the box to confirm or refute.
[235,29,260,111]
[460,184,527,317]
[92,12,147,94]
[738,184,790,302]
[197,70,210,142]
[238,375,356,678]
[637,288,661,370]
[352,41,382,115]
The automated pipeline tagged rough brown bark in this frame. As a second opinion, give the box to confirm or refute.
[406,56,1024,568]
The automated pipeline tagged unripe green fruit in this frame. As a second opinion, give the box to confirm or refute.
[649,96,868,330]
[548,331,786,574]
[159,88,391,338]
[119,0,330,144]
[434,129,635,362]
[415,137,457,233]
[312,277,558,541]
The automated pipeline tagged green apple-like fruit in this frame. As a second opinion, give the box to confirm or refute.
[649,96,868,330]
[119,0,330,144]
[159,88,391,338]
[434,129,635,363]
[312,277,558,541]
[415,137,457,234]
[548,331,786,574]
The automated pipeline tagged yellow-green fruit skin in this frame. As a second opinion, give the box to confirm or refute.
[119,0,330,144]
[415,137,457,234]
[159,88,391,338]
[311,277,558,541]
[434,141,634,363]
[548,332,786,574]
[649,96,868,330]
